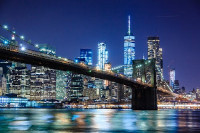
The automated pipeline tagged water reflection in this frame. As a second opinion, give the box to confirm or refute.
[0,109,200,132]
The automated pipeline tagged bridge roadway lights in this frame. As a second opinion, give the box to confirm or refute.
[132,86,157,110]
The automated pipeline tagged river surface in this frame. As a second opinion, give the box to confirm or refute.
[0,109,200,132]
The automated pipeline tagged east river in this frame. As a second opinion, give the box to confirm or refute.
[0,109,200,132]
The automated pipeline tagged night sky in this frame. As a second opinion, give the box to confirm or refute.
[0,0,200,91]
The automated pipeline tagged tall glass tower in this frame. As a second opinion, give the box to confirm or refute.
[80,49,93,66]
[147,37,163,83]
[124,15,135,77]
[170,68,175,89]
[97,42,108,70]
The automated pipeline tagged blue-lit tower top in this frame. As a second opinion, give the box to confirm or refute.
[97,42,108,70]
[124,15,135,77]
[80,49,93,66]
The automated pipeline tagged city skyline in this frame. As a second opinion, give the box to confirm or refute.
[0,0,200,90]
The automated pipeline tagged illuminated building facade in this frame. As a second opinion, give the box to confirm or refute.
[8,65,31,99]
[56,71,72,100]
[94,78,104,100]
[30,44,56,101]
[97,42,108,70]
[124,15,135,78]
[80,49,92,66]
[69,74,83,101]
[0,94,28,107]
[56,70,66,100]
[82,77,98,100]
[104,63,111,87]
[170,69,175,89]
[147,37,163,84]
[0,60,11,95]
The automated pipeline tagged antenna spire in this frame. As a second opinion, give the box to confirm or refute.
[128,15,131,35]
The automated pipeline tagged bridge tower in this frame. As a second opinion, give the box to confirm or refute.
[132,59,157,110]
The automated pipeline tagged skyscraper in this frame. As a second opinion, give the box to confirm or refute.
[124,15,135,78]
[147,37,163,83]
[80,49,93,66]
[97,42,108,70]
[69,74,83,101]
[170,69,175,89]
[56,70,72,101]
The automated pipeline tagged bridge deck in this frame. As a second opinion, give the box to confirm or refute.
[0,45,175,95]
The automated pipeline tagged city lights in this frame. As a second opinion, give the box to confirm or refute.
[0,11,197,112]
[20,35,25,39]
[4,40,8,45]
[3,25,8,29]
[21,46,26,51]
[0,1,199,132]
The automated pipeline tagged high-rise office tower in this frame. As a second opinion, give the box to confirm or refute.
[69,74,83,101]
[30,44,56,101]
[56,71,67,100]
[147,37,163,83]
[97,42,108,70]
[80,49,93,66]
[56,71,72,101]
[124,15,135,78]
[170,69,175,89]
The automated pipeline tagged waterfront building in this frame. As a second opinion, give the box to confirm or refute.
[94,78,104,100]
[80,49,93,66]
[97,42,108,70]
[147,37,163,84]
[170,69,175,89]
[30,44,56,101]
[0,94,28,107]
[30,66,56,101]
[69,74,83,101]
[0,60,12,95]
[56,70,72,100]
[8,64,31,99]
[82,77,98,100]
[124,15,135,78]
